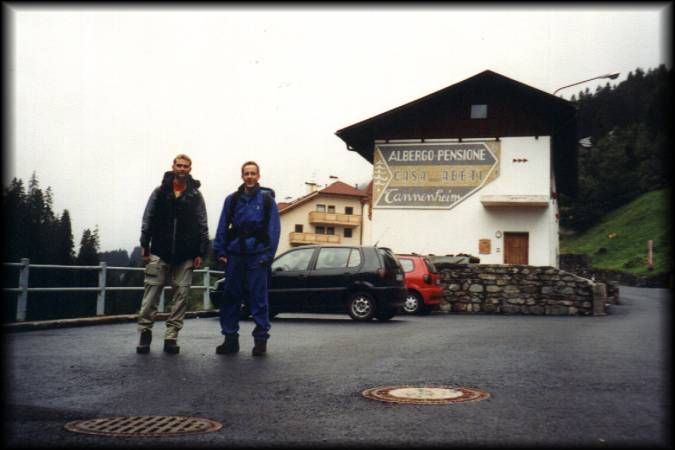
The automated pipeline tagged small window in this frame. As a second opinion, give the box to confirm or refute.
[470,104,488,119]
[294,224,303,233]
[327,205,336,213]
[345,207,354,215]
[344,228,353,238]
[399,259,414,273]
[315,226,325,234]
[316,204,326,212]
[326,227,335,235]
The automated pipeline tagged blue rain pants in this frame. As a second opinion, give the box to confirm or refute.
[219,253,271,341]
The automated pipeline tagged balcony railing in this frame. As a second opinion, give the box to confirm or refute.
[308,211,361,227]
[289,232,341,245]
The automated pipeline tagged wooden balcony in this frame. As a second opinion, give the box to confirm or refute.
[289,232,341,246]
[308,211,361,227]
[480,195,549,208]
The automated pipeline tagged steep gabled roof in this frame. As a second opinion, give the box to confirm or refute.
[279,181,368,215]
[319,180,368,197]
[335,70,573,141]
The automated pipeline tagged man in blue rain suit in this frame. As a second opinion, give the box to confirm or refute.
[213,161,280,356]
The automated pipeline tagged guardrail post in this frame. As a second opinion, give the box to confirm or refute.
[17,258,30,321]
[97,262,107,315]
[203,267,210,310]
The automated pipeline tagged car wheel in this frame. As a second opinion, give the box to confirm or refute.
[403,291,422,314]
[347,292,376,321]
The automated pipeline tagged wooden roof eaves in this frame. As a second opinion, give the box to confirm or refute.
[335,70,575,140]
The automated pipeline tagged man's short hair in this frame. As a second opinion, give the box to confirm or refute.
[173,154,192,166]
[241,161,260,175]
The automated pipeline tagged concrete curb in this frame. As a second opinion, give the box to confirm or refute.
[3,310,220,332]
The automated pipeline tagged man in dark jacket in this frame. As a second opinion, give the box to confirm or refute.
[213,161,280,356]
[136,154,209,354]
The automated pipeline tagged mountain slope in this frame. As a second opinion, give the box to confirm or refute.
[560,189,671,275]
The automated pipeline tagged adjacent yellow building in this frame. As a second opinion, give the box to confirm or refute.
[277,180,370,254]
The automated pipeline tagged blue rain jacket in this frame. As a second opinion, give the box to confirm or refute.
[213,185,281,264]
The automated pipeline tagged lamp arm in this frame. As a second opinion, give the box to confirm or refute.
[553,73,619,96]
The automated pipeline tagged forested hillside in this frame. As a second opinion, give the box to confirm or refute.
[559,64,671,231]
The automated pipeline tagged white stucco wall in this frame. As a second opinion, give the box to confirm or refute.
[367,136,559,266]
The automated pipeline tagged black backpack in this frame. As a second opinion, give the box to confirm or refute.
[225,186,274,252]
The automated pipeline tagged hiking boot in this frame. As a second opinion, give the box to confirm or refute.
[163,339,180,354]
[216,334,239,355]
[136,329,152,354]
[252,339,267,357]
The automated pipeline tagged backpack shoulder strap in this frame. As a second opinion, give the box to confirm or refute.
[262,190,272,230]
[259,188,274,244]
[226,191,240,231]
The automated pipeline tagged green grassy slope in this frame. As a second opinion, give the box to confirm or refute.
[560,189,671,275]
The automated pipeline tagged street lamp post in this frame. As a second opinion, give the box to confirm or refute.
[553,72,620,96]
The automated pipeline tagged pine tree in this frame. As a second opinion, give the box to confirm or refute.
[55,210,76,265]
[76,227,100,266]
[2,178,29,261]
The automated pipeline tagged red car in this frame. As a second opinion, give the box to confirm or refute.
[396,254,444,314]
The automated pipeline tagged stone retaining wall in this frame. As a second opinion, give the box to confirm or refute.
[559,253,671,289]
[438,263,607,316]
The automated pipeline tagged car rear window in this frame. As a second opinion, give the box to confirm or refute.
[399,259,414,272]
[377,248,402,271]
[423,257,438,273]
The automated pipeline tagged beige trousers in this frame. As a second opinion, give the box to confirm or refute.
[137,255,194,340]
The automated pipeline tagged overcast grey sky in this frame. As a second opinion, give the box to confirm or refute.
[6,4,671,255]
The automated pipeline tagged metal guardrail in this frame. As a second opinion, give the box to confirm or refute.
[3,258,224,322]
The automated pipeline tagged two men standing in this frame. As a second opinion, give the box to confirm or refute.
[136,157,280,357]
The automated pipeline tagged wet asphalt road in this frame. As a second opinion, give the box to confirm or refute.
[3,286,671,448]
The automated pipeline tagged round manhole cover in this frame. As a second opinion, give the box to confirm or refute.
[362,385,489,405]
[64,416,222,437]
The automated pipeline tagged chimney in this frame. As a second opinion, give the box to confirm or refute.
[305,181,317,194]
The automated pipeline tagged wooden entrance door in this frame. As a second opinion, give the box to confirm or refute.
[504,232,529,265]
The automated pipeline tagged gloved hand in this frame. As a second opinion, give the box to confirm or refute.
[211,279,226,309]
[259,257,272,268]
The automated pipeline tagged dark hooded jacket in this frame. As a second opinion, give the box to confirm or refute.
[140,171,209,263]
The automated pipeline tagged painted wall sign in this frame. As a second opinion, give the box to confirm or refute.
[373,141,500,209]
